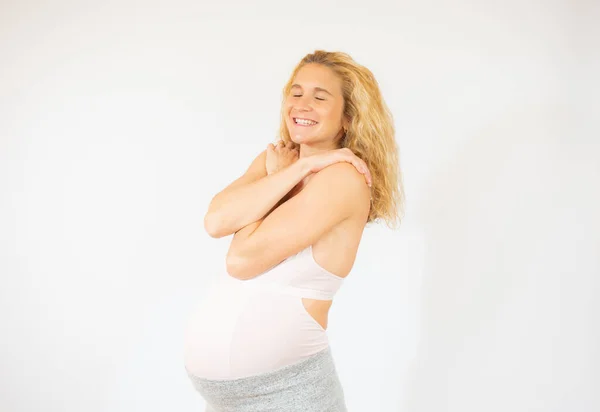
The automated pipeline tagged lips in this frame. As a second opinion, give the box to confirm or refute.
[292,117,318,126]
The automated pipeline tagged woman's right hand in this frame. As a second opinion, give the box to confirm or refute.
[302,148,372,187]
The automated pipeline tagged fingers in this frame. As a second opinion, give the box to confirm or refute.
[364,170,372,187]
[273,140,296,152]
[357,163,370,184]
[272,140,298,155]
[337,156,370,187]
[354,161,372,187]
[361,161,372,187]
[339,152,371,187]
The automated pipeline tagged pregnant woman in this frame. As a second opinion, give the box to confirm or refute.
[183,50,404,411]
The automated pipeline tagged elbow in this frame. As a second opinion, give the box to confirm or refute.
[204,212,224,238]
[226,248,259,280]
[225,251,249,280]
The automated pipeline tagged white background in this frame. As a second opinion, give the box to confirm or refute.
[1,1,598,411]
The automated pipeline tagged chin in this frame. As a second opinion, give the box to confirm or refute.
[286,129,306,144]
[289,134,316,145]
[289,135,304,144]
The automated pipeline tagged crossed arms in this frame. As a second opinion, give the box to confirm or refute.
[204,150,370,280]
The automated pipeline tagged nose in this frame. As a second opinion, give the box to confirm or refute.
[293,95,313,112]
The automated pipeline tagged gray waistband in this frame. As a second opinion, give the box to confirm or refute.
[186,347,347,412]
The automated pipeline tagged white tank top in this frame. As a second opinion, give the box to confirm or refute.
[183,244,345,380]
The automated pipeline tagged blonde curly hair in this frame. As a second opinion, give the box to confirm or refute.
[278,50,405,229]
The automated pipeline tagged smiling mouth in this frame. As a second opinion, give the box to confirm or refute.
[293,117,318,126]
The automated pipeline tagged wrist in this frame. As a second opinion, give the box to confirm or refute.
[294,157,311,178]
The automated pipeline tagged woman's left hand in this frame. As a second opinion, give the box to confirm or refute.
[265,140,299,175]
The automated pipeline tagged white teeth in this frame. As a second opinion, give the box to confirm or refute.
[295,118,317,125]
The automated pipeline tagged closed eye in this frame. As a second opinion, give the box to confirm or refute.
[292,94,325,101]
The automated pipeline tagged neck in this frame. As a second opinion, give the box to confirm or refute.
[299,143,335,159]
[298,130,344,159]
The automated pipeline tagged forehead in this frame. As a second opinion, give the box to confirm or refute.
[292,64,342,93]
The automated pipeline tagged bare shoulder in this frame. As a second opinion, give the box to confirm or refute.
[310,162,371,221]
[245,149,268,175]
[309,162,371,276]
[222,149,267,192]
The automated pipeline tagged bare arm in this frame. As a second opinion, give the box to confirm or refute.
[204,150,309,238]
[226,162,371,280]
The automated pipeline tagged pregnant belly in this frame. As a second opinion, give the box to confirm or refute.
[183,283,330,380]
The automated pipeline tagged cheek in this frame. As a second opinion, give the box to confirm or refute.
[322,107,342,127]
[284,101,295,115]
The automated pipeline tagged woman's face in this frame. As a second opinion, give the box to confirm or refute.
[284,63,347,146]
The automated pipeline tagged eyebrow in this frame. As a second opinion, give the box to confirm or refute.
[291,84,334,97]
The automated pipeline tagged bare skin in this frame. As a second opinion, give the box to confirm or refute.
[223,63,372,330]
[275,173,367,330]
[265,142,369,330]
